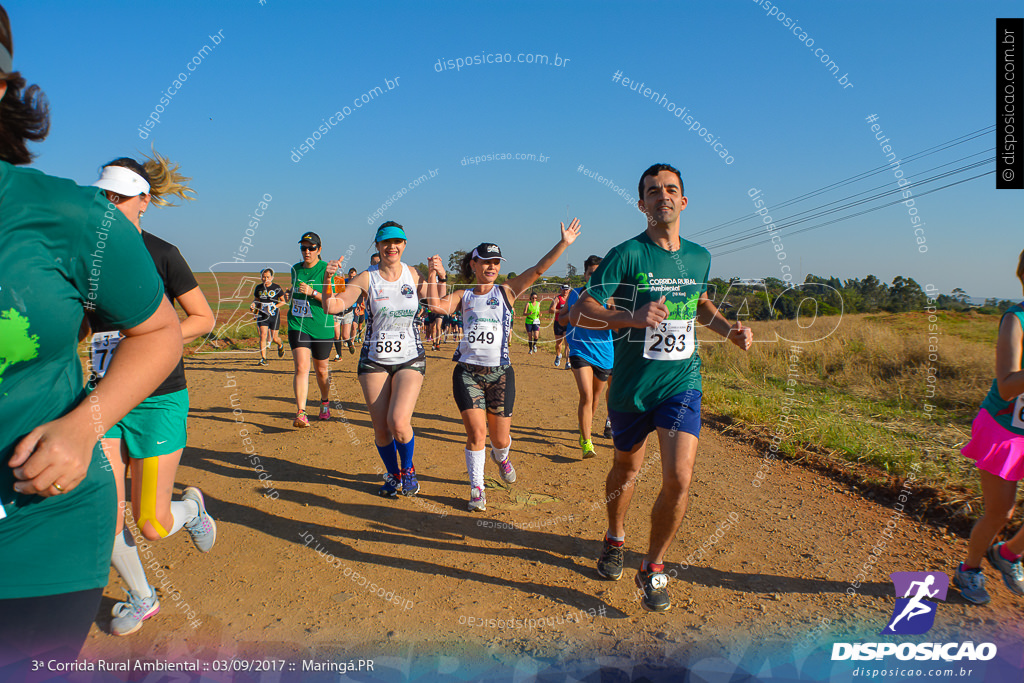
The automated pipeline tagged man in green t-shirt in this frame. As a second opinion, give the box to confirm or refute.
[524,292,542,353]
[570,163,753,612]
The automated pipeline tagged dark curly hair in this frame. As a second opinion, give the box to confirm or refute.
[0,6,51,165]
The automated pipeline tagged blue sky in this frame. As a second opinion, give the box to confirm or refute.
[11,0,1023,299]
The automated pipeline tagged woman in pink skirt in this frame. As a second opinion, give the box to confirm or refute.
[953,248,1024,605]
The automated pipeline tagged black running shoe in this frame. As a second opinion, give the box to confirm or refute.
[596,537,624,580]
[635,567,671,612]
[378,473,400,498]
[603,420,613,439]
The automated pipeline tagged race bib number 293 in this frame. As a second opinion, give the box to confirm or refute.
[643,319,695,361]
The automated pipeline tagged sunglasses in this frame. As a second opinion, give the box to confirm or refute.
[300,245,319,252]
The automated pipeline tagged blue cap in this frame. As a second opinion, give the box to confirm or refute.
[375,225,407,242]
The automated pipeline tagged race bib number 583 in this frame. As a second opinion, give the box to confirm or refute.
[643,319,695,361]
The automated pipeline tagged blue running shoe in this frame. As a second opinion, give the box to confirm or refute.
[110,586,160,636]
[987,543,1024,596]
[378,473,400,498]
[182,487,216,553]
[401,466,420,496]
[953,565,991,605]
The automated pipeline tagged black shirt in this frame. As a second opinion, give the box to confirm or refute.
[91,230,198,397]
[253,283,285,321]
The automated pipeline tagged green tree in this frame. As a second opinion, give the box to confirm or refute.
[447,250,469,284]
[888,276,927,312]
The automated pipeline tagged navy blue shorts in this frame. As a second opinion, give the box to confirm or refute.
[607,389,702,452]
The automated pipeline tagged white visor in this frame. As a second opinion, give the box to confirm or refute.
[92,166,150,196]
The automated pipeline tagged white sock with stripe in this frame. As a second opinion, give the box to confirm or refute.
[490,440,511,464]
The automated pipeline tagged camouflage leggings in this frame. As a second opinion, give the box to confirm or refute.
[452,363,516,417]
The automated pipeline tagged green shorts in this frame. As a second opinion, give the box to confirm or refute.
[104,389,189,459]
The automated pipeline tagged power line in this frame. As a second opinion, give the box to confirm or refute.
[706,157,993,251]
[710,169,994,259]
[691,125,995,239]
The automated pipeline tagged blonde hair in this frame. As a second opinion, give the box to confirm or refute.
[103,148,196,207]
[141,149,196,207]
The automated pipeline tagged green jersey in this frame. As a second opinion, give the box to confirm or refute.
[0,161,164,598]
[585,231,710,413]
[525,301,542,324]
[287,260,334,339]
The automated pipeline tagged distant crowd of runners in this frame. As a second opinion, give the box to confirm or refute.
[1,4,1022,675]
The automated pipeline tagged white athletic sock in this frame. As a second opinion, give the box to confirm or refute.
[111,529,152,598]
[490,439,511,464]
[169,498,200,536]
[465,448,486,490]
[606,531,625,543]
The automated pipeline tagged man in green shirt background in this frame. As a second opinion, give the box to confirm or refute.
[524,292,542,354]
[571,163,753,612]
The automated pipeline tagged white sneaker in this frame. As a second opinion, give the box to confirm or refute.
[468,487,486,512]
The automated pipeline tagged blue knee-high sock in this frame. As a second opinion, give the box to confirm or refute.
[396,435,415,470]
[376,441,399,476]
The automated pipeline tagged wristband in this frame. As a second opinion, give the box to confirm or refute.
[438,277,447,283]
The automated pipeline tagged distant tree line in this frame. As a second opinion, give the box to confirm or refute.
[423,252,1019,317]
[709,274,1019,321]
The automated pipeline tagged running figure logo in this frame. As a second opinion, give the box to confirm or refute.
[882,572,948,635]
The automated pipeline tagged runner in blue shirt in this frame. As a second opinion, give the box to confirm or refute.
[557,255,614,458]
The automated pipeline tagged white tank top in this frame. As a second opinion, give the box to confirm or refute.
[453,285,513,366]
[361,264,423,364]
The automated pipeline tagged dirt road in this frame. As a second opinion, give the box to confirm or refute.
[80,342,1024,681]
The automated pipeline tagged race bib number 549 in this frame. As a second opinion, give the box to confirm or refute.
[643,319,695,361]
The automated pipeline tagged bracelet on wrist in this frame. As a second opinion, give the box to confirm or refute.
[438,277,447,283]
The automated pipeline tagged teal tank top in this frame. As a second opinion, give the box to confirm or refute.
[979,303,1024,436]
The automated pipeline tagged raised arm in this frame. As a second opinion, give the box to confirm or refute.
[420,254,448,302]
[423,254,461,315]
[323,258,367,313]
[504,218,581,298]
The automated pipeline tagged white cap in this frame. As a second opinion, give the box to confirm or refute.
[92,165,150,196]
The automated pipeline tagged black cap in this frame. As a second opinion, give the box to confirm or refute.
[298,232,321,248]
[471,243,505,261]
